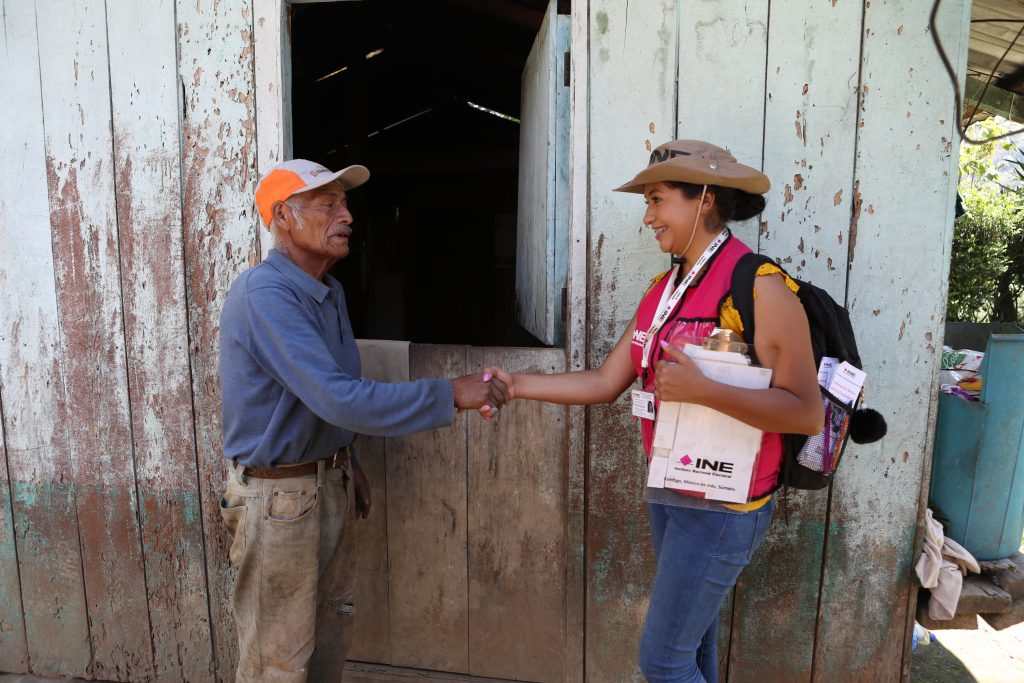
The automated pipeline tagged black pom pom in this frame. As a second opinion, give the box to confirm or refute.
[849,408,887,444]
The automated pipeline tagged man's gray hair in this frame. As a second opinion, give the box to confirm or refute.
[268,193,307,245]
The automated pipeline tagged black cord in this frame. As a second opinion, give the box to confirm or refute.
[930,0,1024,144]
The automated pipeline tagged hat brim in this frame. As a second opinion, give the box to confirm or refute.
[293,164,371,195]
[614,161,770,195]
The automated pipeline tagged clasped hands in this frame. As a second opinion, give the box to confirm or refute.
[451,370,511,421]
[449,341,709,421]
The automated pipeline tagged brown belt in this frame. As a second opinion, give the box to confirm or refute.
[242,448,350,480]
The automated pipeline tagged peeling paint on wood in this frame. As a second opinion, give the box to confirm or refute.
[12,484,91,678]
[176,0,260,678]
[36,0,155,678]
[587,0,678,679]
[0,403,27,674]
[588,0,678,358]
[761,0,859,291]
[106,0,215,679]
[657,2,781,678]
[253,0,291,262]
[563,10,590,682]
[679,1,768,248]
[0,5,36,673]
[0,2,92,676]
[516,3,571,346]
[731,514,829,683]
[813,0,970,680]
[849,179,862,266]
[729,0,861,678]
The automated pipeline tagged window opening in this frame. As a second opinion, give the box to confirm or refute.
[291,0,565,347]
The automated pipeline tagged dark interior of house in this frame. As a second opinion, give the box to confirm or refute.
[291,0,565,347]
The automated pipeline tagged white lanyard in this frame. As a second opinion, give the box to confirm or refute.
[640,229,730,370]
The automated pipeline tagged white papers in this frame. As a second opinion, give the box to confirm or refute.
[646,450,669,488]
[652,401,680,449]
[647,345,772,503]
[826,361,866,406]
[684,345,752,368]
[817,356,838,388]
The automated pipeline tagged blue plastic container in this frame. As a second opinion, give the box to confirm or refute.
[929,334,1024,561]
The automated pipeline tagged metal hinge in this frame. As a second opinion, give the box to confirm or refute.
[564,51,571,87]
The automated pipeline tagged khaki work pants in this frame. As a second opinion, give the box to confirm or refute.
[220,459,357,682]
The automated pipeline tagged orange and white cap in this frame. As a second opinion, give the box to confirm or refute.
[255,159,370,228]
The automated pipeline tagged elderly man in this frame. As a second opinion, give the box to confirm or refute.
[218,159,506,682]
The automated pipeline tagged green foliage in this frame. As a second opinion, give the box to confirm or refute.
[948,119,1024,322]
[958,119,1017,189]
[948,187,1022,321]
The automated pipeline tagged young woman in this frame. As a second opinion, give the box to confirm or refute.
[485,140,824,683]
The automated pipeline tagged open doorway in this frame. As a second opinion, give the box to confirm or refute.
[290,0,568,347]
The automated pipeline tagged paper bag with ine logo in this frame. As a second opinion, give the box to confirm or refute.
[647,344,772,504]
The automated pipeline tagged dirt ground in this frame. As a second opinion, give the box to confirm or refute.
[3,623,1024,683]
[911,618,1024,682]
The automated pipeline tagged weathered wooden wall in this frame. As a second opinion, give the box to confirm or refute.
[0,0,970,681]
[583,0,970,681]
[1,0,260,679]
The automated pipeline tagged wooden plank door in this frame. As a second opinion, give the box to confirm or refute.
[465,347,569,683]
[350,345,570,683]
[515,1,571,347]
[386,346,471,672]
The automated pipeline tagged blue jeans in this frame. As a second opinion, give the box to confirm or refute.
[638,498,775,683]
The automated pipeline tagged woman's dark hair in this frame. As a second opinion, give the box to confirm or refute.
[666,181,766,223]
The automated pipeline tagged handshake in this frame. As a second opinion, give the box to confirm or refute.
[451,367,514,421]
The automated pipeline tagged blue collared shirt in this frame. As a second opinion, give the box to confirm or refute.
[219,249,455,468]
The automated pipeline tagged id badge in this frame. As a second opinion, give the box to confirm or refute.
[631,390,656,420]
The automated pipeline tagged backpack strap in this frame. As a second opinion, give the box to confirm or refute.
[728,252,776,365]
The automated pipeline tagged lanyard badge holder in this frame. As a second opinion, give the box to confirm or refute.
[631,219,727,423]
[635,187,723,416]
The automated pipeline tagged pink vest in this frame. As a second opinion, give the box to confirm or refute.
[630,234,783,499]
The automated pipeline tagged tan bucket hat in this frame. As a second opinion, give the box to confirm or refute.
[614,140,770,195]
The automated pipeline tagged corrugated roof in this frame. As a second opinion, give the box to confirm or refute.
[966,0,1024,124]
[969,0,1024,83]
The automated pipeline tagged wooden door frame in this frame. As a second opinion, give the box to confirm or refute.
[251,3,589,681]
[563,5,588,683]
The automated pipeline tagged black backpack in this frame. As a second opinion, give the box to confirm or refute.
[729,253,886,491]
